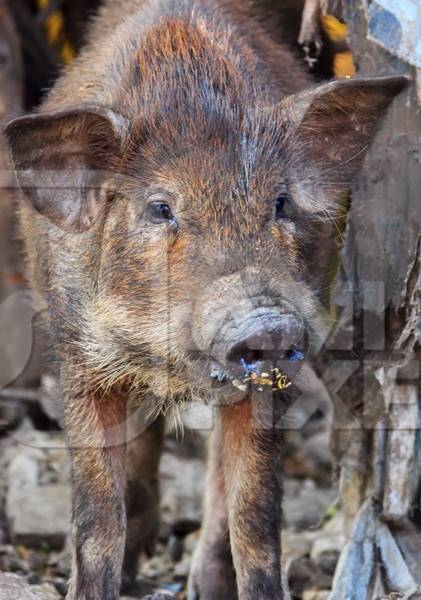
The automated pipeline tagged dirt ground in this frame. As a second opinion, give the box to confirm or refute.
[0,378,342,600]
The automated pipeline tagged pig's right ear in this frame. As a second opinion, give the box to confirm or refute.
[280,75,408,184]
[5,106,128,232]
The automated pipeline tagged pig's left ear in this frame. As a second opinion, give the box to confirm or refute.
[282,75,408,182]
[5,106,128,232]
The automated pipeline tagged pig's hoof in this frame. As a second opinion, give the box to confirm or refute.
[187,555,237,600]
[120,571,136,593]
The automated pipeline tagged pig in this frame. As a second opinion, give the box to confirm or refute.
[5,0,406,598]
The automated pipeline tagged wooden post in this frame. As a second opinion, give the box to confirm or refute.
[303,1,421,597]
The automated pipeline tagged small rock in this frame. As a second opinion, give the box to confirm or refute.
[302,430,332,470]
[302,591,331,600]
[27,573,41,585]
[31,582,62,600]
[0,573,35,600]
[288,558,333,598]
[0,545,17,570]
[282,529,317,570]
[0,544,29,573]
[5,431,71,549]
[7,485,71,549]
[283,479,337,530]
[8,451,41,488]
[0,573,60,600]
[141,552,174,580]
[316,550,340,577]
[310,532,343,575]
[311,533,344,559]
[26,550,48,573]
[184,530,200,555]
[160,453,204,527]
[173,555,191,578]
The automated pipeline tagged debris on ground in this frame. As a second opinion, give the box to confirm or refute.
[0,390,341,599]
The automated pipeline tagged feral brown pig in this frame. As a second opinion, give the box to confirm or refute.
[6,0,406,598]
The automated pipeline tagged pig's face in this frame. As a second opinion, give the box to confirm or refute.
[97,106,324,402]
[7,76,406,402]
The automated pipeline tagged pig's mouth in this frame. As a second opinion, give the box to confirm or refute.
[209,349,305,392]
[185,347,306,397]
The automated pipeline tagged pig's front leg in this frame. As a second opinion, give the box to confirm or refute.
[220,398,286,600]
[188,426,237,599]
[122,414,165,591]
[64,387,127,600]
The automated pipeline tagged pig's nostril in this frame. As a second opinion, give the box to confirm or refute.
[239,351,265,372]
[286,348,305,362]
[224,313,307,374]
[226,344,265,369]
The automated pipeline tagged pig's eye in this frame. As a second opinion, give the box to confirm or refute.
[275,194,291,220]
[147,201,175,224]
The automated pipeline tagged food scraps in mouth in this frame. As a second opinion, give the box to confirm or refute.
[232,367,292,393]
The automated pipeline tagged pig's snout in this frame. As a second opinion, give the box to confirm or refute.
[210,310,307,382]
[192,272,309,386]
[226,313,305,369]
